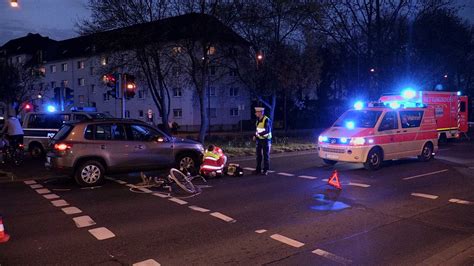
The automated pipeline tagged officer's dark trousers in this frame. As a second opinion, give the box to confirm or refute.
[256,139,271,172]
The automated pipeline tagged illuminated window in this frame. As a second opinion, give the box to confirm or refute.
[101,57,108,66]
[50,65,56,73]
[78,78,85,86]
[61,63,68,72]
[207,46,216,55]
[77,61,85,69]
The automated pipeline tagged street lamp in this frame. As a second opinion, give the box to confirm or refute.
[10,0,18,7]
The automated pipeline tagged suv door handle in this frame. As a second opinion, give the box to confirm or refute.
[100,144,106,149]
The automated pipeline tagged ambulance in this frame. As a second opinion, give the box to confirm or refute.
[379,90,468,140]
[317,100,438,170]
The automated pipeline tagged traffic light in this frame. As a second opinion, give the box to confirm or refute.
[23,102,32,112]
[124,74,136,99]
[256,50,264,69]
[103,73,118,98]
[65,87,74,107]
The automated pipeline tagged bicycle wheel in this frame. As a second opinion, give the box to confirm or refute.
[169,168,196,193]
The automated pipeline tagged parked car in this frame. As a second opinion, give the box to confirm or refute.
[22,111,111,157]
[45,118,204,187]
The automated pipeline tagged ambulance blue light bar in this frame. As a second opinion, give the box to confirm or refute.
[402,88,416,99]
[354,101,364,110]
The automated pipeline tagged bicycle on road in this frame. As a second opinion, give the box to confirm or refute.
[138,168,207,194]
[0,134,24,166]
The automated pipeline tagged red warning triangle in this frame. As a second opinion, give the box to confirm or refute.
[328,170,341,189]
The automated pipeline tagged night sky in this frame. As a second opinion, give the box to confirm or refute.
[1,0,473,46]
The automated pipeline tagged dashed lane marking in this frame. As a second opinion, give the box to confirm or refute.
[322,179,329,182]
[88,227,116,240]
[348,182,371,188]
[449,198,474,205]
[298,175,318,180]
[133,259,161,266]
[243,167,256,171]
[210,212,236,223]
[255,229,267,234]
[168,197,188,205]
[137,187,153,193]
[278,172,295,177]
[105,176,115,181]
[152,192,170,198]
[73,216,96,228]
[24,180,37,185]
[267,170,275,173]
[402,169,449,180]
[189,206,210,213]
[51,199,69,207]
[411,193,439,200]
[312,249,352,265]
[30,184,43,189]
[270,234,305,248]
[35,188,51,194]
[43,194,60,200]
[116,180,127,184]
[62,207,83,215]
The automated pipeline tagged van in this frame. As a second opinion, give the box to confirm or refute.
[22,111,111,157]
[317,102,438,170]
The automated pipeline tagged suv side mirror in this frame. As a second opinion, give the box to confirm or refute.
[153,135,168,143]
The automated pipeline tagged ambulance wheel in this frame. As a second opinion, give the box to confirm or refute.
[364,148,382,170]
[323,159,338,166]
[418,142,433,162]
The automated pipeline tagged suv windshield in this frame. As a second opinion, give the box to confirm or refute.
[88,113,112,119]
[333,110,383,128]
[53,124,74,140]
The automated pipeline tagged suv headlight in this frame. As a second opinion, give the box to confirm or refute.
[318,135,328,142]
[350,137,366,145]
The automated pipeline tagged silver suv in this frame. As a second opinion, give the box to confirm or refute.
[45,119,204,187]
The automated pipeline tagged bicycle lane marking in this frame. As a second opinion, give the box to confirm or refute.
[312,249,352,265]
[402,169,449,180]
[270,234,305,248]
[210,212,236,223]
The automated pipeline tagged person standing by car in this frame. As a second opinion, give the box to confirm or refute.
[1,114,24,148]
[253,107,272,175]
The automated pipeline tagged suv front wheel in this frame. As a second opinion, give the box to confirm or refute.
[75,160,105,187]
[177,153,199,174]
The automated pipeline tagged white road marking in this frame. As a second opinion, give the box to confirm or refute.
[189,206,210,213]
[278,172,295,177]
[270,234,305,248]
[255,229,267,234]
[402,169,449,180]
[152,192,170,198]
[243,167,256,171]
[298,175,318,180]
[168,197,188,205]
[62,207,82,215]
[312,249,352,265]
[88,227,115,240]
[30,184,43,189]
[348,182,371,188]
[126,184,136,188]
[137,187,153,193]
[105,176,115,181]
[73,216,96,228]
[115,180,127,184]
[449,198,474,205]
[51,199,69,207]
[133,259,161,266]
[35,188,51,194]
[411,193,439,200]
[43,194,60,200]
[267,170,275,173]
[322,179,329,182]
[210,212,236,223]
[24,180,37,185]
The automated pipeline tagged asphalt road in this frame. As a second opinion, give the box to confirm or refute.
[0,142,473,265]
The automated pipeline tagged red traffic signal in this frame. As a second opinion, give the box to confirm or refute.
[103,74,117,88]
[124,74,136,99]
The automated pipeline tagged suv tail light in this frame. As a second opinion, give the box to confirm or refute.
[54,143,73,151]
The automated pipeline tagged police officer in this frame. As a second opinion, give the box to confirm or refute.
[253,107,272,175]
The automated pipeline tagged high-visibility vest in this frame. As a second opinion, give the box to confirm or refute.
[256,116,272,140]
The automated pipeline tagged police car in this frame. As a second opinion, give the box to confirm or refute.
[317,100,438,170]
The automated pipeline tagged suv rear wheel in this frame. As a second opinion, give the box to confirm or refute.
[74,160,105,187]
[418,143,433,162]
[29,143,44,158]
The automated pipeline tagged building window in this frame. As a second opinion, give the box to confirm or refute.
[173,87,182,97]
[78,95,85,104]
[173,109,182,118]
[138,110,144,117]
[207,108,217,118]
[90,67,94,75]
[91,84,96,94]
[101,57,108,66]
[208,87,216,96]
[78,78,85,86]
[61,63,68,72]
[50,65,56,73]
[16,56,22,63]
[77,61,85,69]
[125,110,130,118]
[51,81,56,88]
[207,46,216,55]
[61,80,69,87]
[230,87,239,97]
[172,46,182,55]
[230,108,239,116]
[138,90,146,99]
[103,93,110,101]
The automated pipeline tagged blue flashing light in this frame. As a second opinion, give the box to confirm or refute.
[47,105,56,112]
[354,101,364,110]
[457,91,461,96]
[340,137,348,144]
[402,88,416,99]
[389,101,400,109]
[345,121,355,129]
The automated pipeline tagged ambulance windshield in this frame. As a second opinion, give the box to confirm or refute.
[333,110,382,128]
